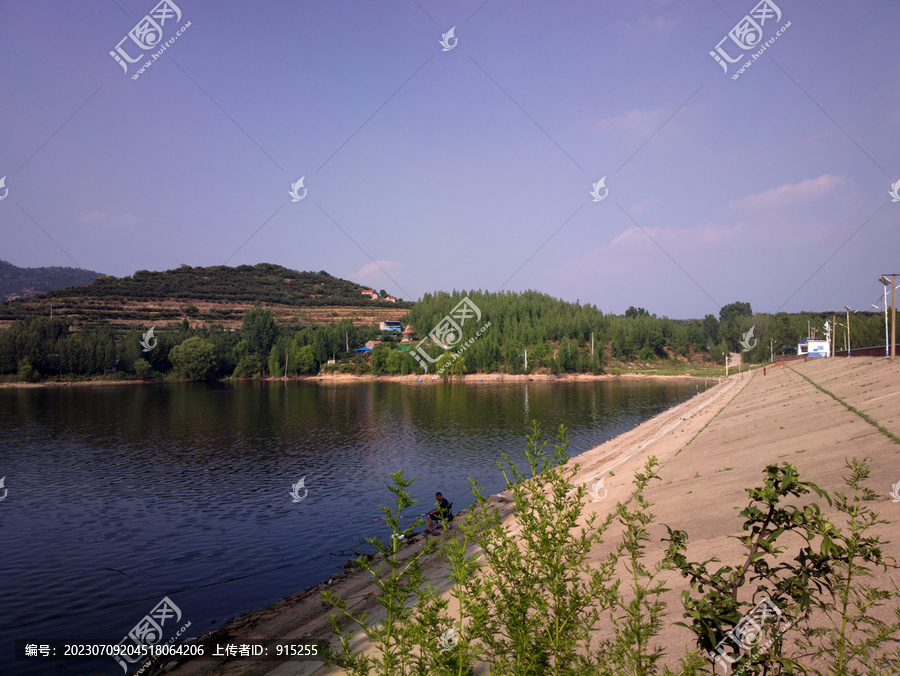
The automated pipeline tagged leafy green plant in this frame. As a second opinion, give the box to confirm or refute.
[792,458,900,675]
[665,462,832,674]
[460,421,615,676]
[321,470,437,676]
[664,459,900,675]
[597,456,671,676]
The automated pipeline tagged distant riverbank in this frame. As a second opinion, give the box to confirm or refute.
[0,370,714,389]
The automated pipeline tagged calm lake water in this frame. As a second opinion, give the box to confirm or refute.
[0,378,705,674]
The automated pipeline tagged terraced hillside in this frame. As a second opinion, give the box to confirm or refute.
[0,263,410,330]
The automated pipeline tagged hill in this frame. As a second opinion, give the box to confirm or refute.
[0,259,103,302]
[0,263,411,329]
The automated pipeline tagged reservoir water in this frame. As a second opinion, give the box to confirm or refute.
[0,378,705,674]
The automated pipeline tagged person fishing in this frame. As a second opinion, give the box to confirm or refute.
[426,492,452,534]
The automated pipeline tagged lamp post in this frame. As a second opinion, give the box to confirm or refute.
[880,276,897,361]
[843,306,854,357]
[836,322,846,353]
[873,301,888,358]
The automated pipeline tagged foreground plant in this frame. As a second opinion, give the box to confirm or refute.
[665,458,900,675]
[793,458,900,675]
[595,456,672,676]
[460,421,615,676]
[321,469,437,676]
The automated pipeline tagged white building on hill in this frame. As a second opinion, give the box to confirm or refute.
[797,337,830,358]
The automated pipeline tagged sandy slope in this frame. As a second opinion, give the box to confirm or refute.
[162,357,900,675]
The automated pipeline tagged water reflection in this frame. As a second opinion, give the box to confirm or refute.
[0,378,702,674]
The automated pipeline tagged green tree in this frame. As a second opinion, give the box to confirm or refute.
[719,301,752,323]
[625,306,650,318]
[169,337,217,380]
[370,344,392,375]
[241,305,277,375]
[719,302,753,352]
[133,358,152,379]
[293,344,316,374]
[17,357,37,382]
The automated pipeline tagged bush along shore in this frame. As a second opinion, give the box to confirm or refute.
[316,423,900,676]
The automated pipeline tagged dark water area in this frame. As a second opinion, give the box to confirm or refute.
[0,378,706,674]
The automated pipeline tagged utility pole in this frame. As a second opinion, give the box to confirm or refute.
[769,338,774,363]
[878,284,888,357]
[880,276,897,361]
[831,314,836,358]
[844,307,852,357]
[893,274,897,362]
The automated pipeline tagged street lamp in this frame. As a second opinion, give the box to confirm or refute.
[843,306,854,357]
[881,276,898,361]
[873,302,889,358]
[836,322,849,352]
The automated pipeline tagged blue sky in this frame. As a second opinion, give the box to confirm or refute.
[1,0,898,318]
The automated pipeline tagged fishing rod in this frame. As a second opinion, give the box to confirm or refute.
[372,512,429,523]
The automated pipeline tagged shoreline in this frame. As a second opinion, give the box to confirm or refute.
[0,370,716,389]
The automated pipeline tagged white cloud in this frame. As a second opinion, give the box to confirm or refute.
[726,175,846,211]
[350,260,404,285]
[628,196,661,216]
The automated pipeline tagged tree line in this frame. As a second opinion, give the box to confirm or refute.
[0,292,891,382]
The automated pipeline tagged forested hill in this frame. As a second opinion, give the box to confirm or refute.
[405,290,706,371]
[40,263,410,307]
[0,260,103,302]
[0,263,411,328]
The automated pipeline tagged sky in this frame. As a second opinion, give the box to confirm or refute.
[1,0,898,319]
